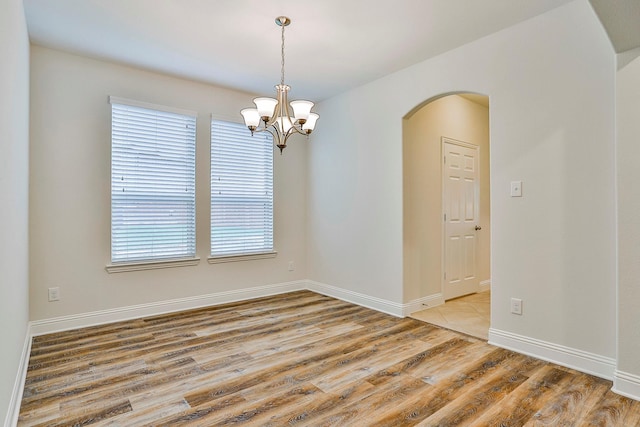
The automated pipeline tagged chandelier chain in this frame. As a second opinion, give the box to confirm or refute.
[280,21,285,86]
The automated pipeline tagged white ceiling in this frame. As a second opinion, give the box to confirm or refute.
[24,0,587,102]
[589,0,640,53]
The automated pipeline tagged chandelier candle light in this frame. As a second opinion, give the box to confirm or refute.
[241,16,319,153]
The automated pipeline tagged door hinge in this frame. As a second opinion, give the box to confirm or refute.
[444,213,447,221]
[444,156,446,164]
[444,272,447,280]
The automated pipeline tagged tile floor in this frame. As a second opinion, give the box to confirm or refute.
[410,291,490,340]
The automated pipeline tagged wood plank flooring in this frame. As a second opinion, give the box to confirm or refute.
[18,291,640,426]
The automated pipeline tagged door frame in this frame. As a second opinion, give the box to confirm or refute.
[441,136,480,300]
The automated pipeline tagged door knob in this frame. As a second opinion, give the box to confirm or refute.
[475,225,482,231]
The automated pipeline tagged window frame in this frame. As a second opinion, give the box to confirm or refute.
[208,116,276,264]
[106,96,199,273]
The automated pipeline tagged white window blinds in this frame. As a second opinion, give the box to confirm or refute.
[211,120,274,257]
[110,97,196,263]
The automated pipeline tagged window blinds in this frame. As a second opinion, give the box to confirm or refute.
[110,98,196,263]
[211,120,274,257]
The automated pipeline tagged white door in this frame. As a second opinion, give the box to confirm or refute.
[442,138,480,300]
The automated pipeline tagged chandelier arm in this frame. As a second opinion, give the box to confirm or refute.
[281,127,297,150]
[249,125,268,134]
[269,125,292,154]
[263,91,280,128]
[278,90,286,123]
[278,85,299,131]
[265,125,283,147]
[264,113,277,129]
[283,97,295,124]
[288,125,308,136]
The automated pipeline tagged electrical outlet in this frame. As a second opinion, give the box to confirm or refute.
[510,298,522,315]
[48,287,60,302]
[510,181,523,197]
[288,261,295,271]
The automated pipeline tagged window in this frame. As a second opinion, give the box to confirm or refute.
[210,119,274,259]
[109,97,196,266]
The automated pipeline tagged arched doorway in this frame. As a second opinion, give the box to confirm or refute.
[403,92,491,339]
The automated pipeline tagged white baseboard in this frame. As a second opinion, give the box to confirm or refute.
[30,279,407,336]
[306,280,404,317]
[488,328,616,380]
[31,279,445,335]
[479,279,491,292]
[403,293,445,316]
[613,370,640,401]
[4,328,32,427]
[21,280,632,417]
[30,280,306,336]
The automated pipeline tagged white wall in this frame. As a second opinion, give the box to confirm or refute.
[403,95,490,302]
[29,46,308,321]
[0,0,30,423]
[309,0,616,360]
[616,49,640,379]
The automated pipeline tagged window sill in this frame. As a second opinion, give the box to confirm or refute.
[207,251,277,264]
[106,257,201,273]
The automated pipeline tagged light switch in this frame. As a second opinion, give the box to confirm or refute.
[510,181,522,197]
[511,298,523,315]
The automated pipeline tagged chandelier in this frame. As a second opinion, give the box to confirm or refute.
[241,16,319,153]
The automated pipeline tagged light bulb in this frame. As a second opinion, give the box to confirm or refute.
[253,97,278,120]
[302,113,319,133]
[241,108,260,129]
[290,100,314,122]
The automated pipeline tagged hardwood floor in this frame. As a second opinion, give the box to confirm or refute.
[18,291,640,426]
